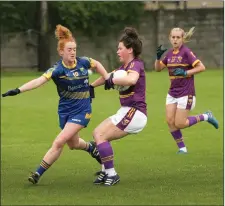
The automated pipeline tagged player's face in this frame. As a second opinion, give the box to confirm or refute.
[169,30,183,49]
[117,42,133,63]
[61,41,76,63]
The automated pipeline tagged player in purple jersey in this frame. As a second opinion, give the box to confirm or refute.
[90,27,147,186]
[2,25,109,184]
[154,27,219,154]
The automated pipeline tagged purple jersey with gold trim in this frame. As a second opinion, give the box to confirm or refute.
[161,45,200,98]
[117,59,147,116]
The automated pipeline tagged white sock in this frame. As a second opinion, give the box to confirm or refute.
[203,114,208,121]
[105,168,117,177]
[101,164,105,172]
[180,147,187,152]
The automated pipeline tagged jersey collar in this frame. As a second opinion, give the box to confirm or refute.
[62,59,77,69]
[173,44,183,54]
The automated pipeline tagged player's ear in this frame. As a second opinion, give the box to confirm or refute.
[59,50,64,56]
[128,47,133,54]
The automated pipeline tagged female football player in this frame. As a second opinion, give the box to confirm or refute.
[90,27,148,186]
[2,24,109,184]
[154,27,219,154]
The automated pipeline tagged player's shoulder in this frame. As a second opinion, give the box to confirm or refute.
[182,45,197,58]
[133,58,144,67]
[167,48,174,54]
[128,58,145,72]
[77,56,91,63]
[47,60,61,72]
[52,59,63,69]
[182,45,192,53]
[164,48,173,57]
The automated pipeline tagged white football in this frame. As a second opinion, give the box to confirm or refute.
[113,70,130,92]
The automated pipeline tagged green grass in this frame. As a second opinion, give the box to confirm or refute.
[1,70,223,205]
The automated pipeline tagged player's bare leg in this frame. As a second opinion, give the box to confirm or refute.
[67,134,101,164]
[28,123,83,184]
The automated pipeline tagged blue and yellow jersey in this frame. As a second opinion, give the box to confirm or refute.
[43,57,95,115]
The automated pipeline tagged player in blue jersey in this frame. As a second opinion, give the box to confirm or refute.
[2,24,109,184]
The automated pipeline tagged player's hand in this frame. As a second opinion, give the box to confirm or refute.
[104,73,114,90]
[2,88,21,97]
[89,85,95,103]
[173,68,187,76]
[156,45,167,60]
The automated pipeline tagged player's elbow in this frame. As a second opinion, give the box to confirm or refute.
[154,66,162,72]
[155,67,161,72]
[200,64,206,72]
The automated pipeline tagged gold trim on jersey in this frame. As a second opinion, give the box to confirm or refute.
[172,49,179,54]
[119,92,135,98]
[60,90,90,99]
[167,64,189,67]
[42,73,51,80]
[43,67,56,79]
[127,70,139,75]
[89,58,95,68]
[59,75,88,80]
[62,60,77,69]
[169,75,192,80]
[192,59,200,67]
[160,61,167,68]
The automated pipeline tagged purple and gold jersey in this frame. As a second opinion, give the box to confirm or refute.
[43,57,95,115]
[116,59,147,116]
[160,45,200,98]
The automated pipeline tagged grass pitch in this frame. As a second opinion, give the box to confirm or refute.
[1,69,223,205]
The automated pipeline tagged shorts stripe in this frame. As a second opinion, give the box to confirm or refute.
[116,107,137,131]
[186,95,193,110]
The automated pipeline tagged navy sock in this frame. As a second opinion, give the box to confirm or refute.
[36,160,51,176]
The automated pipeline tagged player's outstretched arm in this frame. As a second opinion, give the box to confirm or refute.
[91,59,109,80]
[2,76,48,97]
[90,76,105,88]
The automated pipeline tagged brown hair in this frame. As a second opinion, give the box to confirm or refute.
[55,24,75,54]
[170,27,195,43]
[119,27,142,58]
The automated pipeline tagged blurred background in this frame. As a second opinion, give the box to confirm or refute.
[0,1,224,72]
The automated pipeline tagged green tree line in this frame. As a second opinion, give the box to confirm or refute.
[0,1,145,70]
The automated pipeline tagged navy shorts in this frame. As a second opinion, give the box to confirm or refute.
[59,112,92,129]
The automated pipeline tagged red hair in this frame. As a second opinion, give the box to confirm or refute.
[55,24,75,54]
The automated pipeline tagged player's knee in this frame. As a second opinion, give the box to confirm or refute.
[68,143,80,150]
[166,117,175,127]
[52,140,64,150]
[93,129,105,143]
[175,121,186,129]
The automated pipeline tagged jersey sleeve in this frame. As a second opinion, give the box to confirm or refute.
[186,49,200,67]
[42,63,59,80]
[127,61,143,74]
[80,57,95,69]
[160,55,167,68]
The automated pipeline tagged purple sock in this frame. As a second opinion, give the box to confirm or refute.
[188,115,204,127]
[97,142,114,169]
[171,130,185,149]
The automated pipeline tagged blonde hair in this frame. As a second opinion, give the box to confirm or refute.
[55,24,75,54]
[170,27,195,43]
